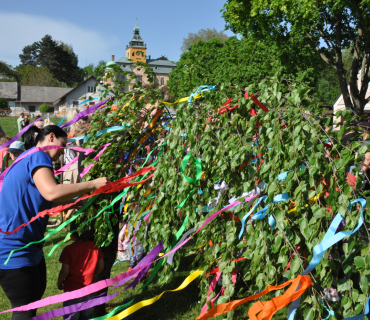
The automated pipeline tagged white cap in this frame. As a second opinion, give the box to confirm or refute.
[8,141,25,153]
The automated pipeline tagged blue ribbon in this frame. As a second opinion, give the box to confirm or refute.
[250,193,289,232]
[188,85,217,106]
[276,164,306,182]
[239,196,266,239]
[67,125,130,142]
[57,116,66,127]
[287,198,367,320]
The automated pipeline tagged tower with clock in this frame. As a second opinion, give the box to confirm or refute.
[125,19,147,63]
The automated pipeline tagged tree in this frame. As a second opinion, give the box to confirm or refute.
[169,36,325,98]
[82,60,107,78]
[181,28,228,52]
[19,35,82,87]
[0,98,8,109]
[75,60,370,319]
[0,61,18,82]
[39,103,50,113]
[222,0,370,116]
[17,65,58,87]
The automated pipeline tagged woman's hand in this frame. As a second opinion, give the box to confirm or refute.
[92,177,110,190]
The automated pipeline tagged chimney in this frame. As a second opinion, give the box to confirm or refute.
[112,55,115,61]
[149,55,151,60]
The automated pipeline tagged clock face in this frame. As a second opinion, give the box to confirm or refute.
[136,51,141,56]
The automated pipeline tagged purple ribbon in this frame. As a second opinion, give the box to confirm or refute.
[30,292,120,320]
[0,116,44,151]
[60,98,111,129]
[113,241,163,289]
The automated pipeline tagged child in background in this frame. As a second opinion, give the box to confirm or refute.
[7,141,25,161]
[58,221,104,320]
[0,137,11,172]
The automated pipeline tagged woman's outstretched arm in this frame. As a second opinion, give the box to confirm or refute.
[33,166,109,202]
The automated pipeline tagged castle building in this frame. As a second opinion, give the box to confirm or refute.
[105,20,176,90]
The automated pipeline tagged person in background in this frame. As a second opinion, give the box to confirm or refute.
[58,220,104,320]
[0,125,109,320]
[17,113,25,133]
[17,113,25,142]
[0,137,11,172]
[7,141,25,161]
[22,115,30,128]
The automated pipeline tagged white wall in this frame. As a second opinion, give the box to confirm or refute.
[56,78,111,115]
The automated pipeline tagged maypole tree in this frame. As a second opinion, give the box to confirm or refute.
[73,50,370,320]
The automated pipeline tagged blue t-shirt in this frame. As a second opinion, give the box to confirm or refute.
[0,148,53,269]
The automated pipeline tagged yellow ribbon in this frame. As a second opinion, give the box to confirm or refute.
[161,92,204,105]
[287,189,327,214]
[106,268,204,320]
[127,109,163,163]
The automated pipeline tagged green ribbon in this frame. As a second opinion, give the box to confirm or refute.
[176,154,202,208]
[140,217,189,291]
[90,298,134,320]
[4,196,97,265]
[180,154,202,183]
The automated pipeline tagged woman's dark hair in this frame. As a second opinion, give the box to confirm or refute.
[34,125,67,145]
[24,126,39,150]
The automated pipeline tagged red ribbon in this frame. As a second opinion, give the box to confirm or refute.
[0,166,156,235]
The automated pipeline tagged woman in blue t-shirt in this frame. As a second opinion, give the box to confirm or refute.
[0,125,109,320]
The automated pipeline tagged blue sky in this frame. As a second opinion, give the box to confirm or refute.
[0,0,235,68]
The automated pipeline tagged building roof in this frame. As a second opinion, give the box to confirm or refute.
[19,86,73,103]
[53,76,97,103]
[116,56,131,64]
[0,82,18,100]
[148,59,177,67]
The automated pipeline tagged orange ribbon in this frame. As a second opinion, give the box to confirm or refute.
[196,275,313,320]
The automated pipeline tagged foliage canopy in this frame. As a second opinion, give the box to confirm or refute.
[19,35,81,87]
[222,0,370,115]
[181,28,228,52]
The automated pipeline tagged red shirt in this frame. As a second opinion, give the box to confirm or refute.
[59,241,103,292]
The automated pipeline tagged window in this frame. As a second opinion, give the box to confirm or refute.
[29,106,35,112]
[132,52,134,56]
[161,77,165,85]
[136,76,142,83]
[121,75,126,82]
[87,86,96,92]
[72,101,78,107]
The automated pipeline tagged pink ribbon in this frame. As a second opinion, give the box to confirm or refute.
[80,143,111,179]
[0,195,258,314]
[201,271,222,315]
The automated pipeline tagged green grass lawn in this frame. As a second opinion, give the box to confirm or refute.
[0,116,65,140]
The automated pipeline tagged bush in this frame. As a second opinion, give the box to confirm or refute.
[39,103,50,113]
[0,98,8,110]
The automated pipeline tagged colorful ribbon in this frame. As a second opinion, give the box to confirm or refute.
[106,268,204,320]
[60,99,110,128]
[196,275,312,320]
